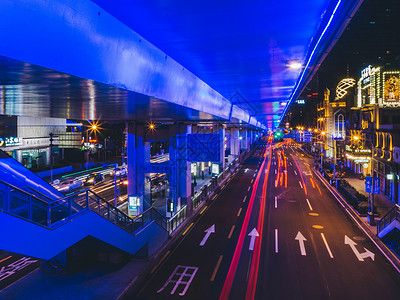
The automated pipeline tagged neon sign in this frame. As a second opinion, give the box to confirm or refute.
[0,137,20,147]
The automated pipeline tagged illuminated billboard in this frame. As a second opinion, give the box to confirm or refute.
[383,73,400,103]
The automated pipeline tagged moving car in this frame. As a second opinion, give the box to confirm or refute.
[53,179,83,193]
[109,167,127,177]
[83,173,104,185]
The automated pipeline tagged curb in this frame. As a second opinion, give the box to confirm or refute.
[313,168,400,273]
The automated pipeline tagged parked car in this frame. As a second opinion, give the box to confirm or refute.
[83,173,104,185]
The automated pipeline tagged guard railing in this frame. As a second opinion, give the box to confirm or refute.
[377,205,400,234]
[0,179,167,235]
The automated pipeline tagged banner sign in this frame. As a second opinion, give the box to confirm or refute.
[137,163,171,173]
[188,134,221,162]
[373,177,380,194]
[365,176,372,193]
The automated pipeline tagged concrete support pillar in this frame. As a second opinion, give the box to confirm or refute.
[127,122,150,215]
[230,129,240,156]
[169,124,192,216]
[227,128,239,165]
[219,128,226,171]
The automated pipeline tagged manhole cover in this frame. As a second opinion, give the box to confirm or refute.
[353,236,366,241]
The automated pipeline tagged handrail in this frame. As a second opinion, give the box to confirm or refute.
[0,179,166,236]
[377,205,400,234]
[0,178,51,205]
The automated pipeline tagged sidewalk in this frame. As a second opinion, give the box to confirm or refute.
[344,173,396,220]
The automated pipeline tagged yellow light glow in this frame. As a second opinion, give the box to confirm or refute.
[321,131,326,136]
[288,61,302,70]
[353,136,359,140]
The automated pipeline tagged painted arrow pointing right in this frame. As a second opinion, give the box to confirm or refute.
[344,235,375,261]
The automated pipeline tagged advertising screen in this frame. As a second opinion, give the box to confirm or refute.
[384,73,400,102]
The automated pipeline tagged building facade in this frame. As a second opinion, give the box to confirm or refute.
[346,65,400,204]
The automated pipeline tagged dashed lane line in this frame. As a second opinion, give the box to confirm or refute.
[210,255,224,281]
[237,208,242,217]
[182,223,194,236]
[321,233,334,259]
[228,225,235,239]
[306,199,313,211]
[150,250,171,274]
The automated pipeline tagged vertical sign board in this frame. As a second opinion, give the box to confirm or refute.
[365,176,372,193]
[128,195,142,216]
[373,177,380,194]
[212,163,219,175]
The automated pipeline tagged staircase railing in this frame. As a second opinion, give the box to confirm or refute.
[377,205,400,234]
[0,179,167,235]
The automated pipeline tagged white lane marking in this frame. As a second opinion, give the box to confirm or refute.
[243,196,247,203]
[199,225,215,246]
[289,162,293,165]
[306,199,313,211]
[248,228,259,251]
[321,233,334,258]
[299,181,303,189]
[294,170,297,175]
[157,265,198,296]
[275,229,279,253]
[274,196,277,208]
[344,235,375,261]
[247,186,251,192]
[275,169,277,174]
[313,170,398,271]
[275,180,277,186]
[295,231,307,256]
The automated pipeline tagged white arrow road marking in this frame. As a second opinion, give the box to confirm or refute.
[321,233,334,258]
[248,228,259,251]
[303,171,312,176]
[199,225,215,246]
[344,235,375,261]
[306,199,313,211]
[295,231,307,256]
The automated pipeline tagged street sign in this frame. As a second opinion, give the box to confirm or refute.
[365,176,372,193]
[137,163,171,173]
[373,177,380,194]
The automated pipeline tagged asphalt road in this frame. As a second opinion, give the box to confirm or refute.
[0,251,40,291]
[130,142,400,300]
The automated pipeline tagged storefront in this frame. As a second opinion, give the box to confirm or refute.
[345,145,371,175]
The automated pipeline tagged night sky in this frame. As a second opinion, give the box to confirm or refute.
[287,0,400,127]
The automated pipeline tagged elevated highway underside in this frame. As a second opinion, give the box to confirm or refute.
[0,0,363,129]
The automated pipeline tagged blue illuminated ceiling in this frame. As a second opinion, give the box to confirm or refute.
[0,0,363,129]
[92,0,363,128]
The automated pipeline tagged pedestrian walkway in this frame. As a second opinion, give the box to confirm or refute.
[344,173,396,220]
